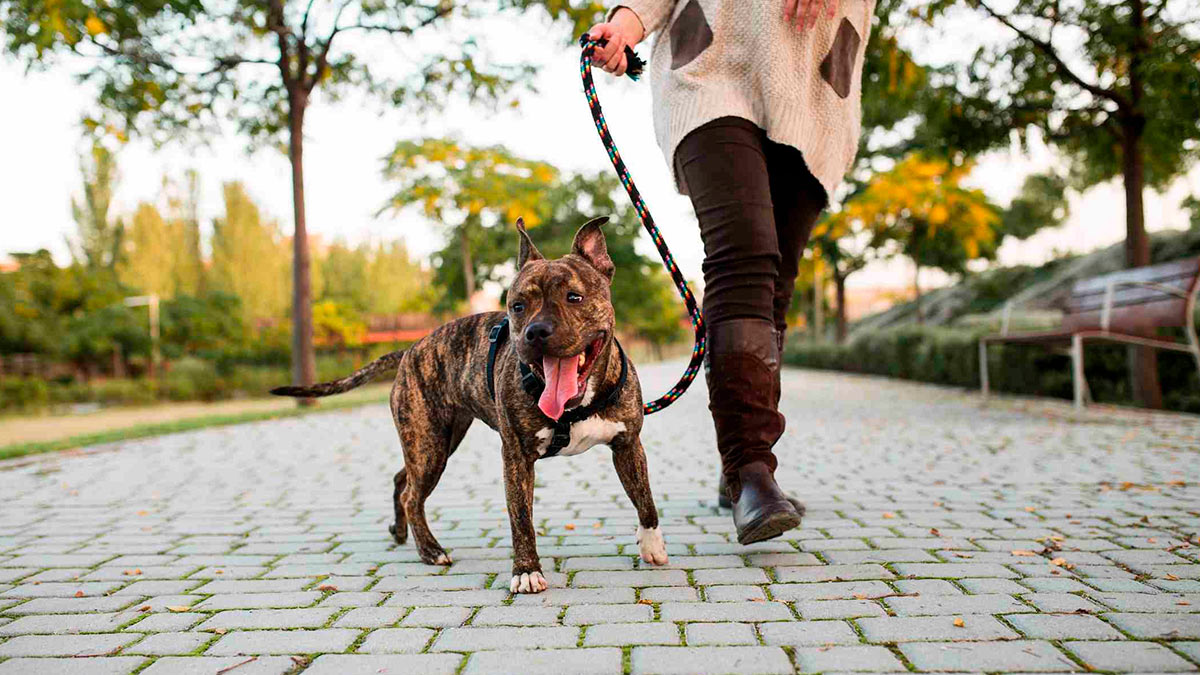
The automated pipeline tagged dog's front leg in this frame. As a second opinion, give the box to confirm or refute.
[501,439,546,593]
[610,435,668,566]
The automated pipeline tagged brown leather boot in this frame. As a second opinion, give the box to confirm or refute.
[705,319,802,544]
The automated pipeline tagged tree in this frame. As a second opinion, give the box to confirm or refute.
[119,202,174,297]
[836,155,1002,323]
[365,240,437,315]
[163,170,205,296]
[917,0,1200,407]
[210,182,291,323]
[320,241,371,313]
[68,142,123,272]
[382,139,553,304]
[382,139,684,345]
[2,0,605,398]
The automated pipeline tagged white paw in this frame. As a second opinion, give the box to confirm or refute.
[434,553,452,565]
[509,571,548,594]
[637,526,668,566]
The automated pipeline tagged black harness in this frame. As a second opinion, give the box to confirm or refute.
[487,316,628,458]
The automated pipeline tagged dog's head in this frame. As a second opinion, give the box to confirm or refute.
[508,216,616,420]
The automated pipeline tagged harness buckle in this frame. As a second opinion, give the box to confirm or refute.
[488,322,505,343]
[549,426,571,453]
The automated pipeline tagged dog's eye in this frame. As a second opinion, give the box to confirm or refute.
[566,292,583,304]
[511,302,525,313]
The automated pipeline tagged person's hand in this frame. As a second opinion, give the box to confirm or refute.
[586,7,646,77]
[784,0,842,31]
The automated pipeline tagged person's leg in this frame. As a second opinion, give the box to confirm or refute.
[675,116,800,544]
[767,141,828,359]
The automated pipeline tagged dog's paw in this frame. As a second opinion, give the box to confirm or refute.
[637,526,668,566]
[419,548,453,565]
[509,571,548,594]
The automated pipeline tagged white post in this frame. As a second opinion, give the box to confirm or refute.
[979,340,989,399]
[1071,334,1085,410]
[149,294,161,379]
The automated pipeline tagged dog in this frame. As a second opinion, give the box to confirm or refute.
[272,217,668,593]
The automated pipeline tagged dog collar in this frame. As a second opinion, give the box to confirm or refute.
[487,316,629,458]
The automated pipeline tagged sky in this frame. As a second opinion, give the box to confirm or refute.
[2,7,1198,294]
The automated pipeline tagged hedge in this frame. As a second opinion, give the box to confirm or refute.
[784,325,1200,414]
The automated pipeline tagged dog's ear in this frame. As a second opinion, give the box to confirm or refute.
[516,218,543,268]
[572,216,614,280]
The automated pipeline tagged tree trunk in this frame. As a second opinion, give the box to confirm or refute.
[1121,0,1162,409]
[1121,124,1161,408]
[834,270,848,344]
[812,259,824,342]
[288,89,317,407]
[460,225,475,302]
[912,262,923,325]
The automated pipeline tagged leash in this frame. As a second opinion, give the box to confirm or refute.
[578,34,706,416]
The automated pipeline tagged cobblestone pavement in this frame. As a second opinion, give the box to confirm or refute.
[2,364,1199,674]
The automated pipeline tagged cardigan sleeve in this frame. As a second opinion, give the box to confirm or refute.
[607,0,676,38]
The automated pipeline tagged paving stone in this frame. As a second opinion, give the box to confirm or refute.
[958,578,1028,594]
[768,581,893,601]
[510,588,636,605]
[472,606,560,626]
[197,608,338,630]
[0,633,138,657]
[1023,593,1106,613]
[125,613,204,632]
[884,593,1029,616]
[693,568,769,585]
[564,604,653,624]
[857,614,1020,642]
[463,648,620,674]
[684,622,757,646]
[585,622,680,646]
[303,654,464,675]
[775,564,894,583]
[660,601,793,622]
[195,592,322,610]
[432,626,580,651]
[630,646,792,675]
[1104,612,1200,638]
[794,645,907,672]
[640,587,699,603]
[572,570,689,587]
[0,657,147,674]
[125,631,211,655]
[1004,613,1125,639]
[758,620,860,646]
[1066,640,1195,672]
[900,640,1077,672]
[139,656,299,674]
[356,627,436,653]
[892,579,962,596]
[0,612,133,635]
[400,606,473,627]
[795,599,886,619]
[205,629,359,655]
[891,563,1018,579]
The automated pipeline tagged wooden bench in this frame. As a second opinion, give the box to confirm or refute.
[980,257,1200,408]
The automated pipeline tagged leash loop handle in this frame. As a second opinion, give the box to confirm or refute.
[579,35,707,416]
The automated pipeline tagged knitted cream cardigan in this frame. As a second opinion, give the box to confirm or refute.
[611,0,875,199]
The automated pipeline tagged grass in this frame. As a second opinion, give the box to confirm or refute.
[0,388,390,462]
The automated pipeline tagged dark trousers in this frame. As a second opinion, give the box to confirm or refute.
[675,116,827,332]
[675,116,827,475]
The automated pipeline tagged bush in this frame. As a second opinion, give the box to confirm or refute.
[784,325,1200,414]
[162,357,223,401]
[0,378,49,412]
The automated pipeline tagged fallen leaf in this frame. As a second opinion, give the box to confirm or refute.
[930,528,941,537]
[882,512,896,519]
[1011,550,1037,557]
[215,569,224,575]
[290,656,309,667]
[637,598,653,605]
[934,501,944,507]
[1050,535,1065,542]
[564,524,575,531]
[214,628,228,634]
[1148,538,1157,543]
[166,605,191,613]
[74,590,85,598]
[136,510,149,516]
[593,523,602,529]
[1179,601,1191,606]
[138,605,151,612]
[1024,506,1036,512]
[317,585,337,592]
[853,593,868,600]
[1166,574,1180,581]
[1050,558,1068,567]
[954,553,974,559]
[953,617,965,627]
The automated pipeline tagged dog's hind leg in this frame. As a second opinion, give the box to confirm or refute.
[389,468,408,545]
[611,435,668,566]
[396,414,472,566]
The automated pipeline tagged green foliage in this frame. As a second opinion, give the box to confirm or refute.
[312,300,366,347]
[784,324,1200,413]
[68,142,124,271]
[209,182,291,322]
[1000,172,1070,241]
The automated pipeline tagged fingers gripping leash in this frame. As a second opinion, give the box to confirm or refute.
[579,35,706,416]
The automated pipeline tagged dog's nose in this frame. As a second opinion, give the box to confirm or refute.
[524,321,554,344]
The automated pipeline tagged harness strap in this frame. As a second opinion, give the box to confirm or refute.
[486,318,508,402]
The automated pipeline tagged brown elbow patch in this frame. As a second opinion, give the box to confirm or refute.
[820,18,861,99]
[669,0,713,70]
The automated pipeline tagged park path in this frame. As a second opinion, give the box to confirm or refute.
[1,364,1199,674]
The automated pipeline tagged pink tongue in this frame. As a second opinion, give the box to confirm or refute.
[539,356,580,421]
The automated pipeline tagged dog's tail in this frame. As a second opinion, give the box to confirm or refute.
[269,350,405,398]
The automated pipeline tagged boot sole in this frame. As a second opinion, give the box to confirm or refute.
[720,491,807,518]
[737,507,802,546]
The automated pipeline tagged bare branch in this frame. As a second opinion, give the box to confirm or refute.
[267,0,294,88]
[974,0,1130,110]
[301,0,319,37]
[310,2,453,92]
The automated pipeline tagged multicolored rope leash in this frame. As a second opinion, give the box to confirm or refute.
[579,34,706,416]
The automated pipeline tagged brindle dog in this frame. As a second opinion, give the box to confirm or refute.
[272,217,668,593]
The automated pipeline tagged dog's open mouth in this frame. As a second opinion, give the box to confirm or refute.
[538,334,606,421]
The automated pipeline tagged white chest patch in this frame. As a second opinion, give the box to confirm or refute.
[535,416,627,457]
